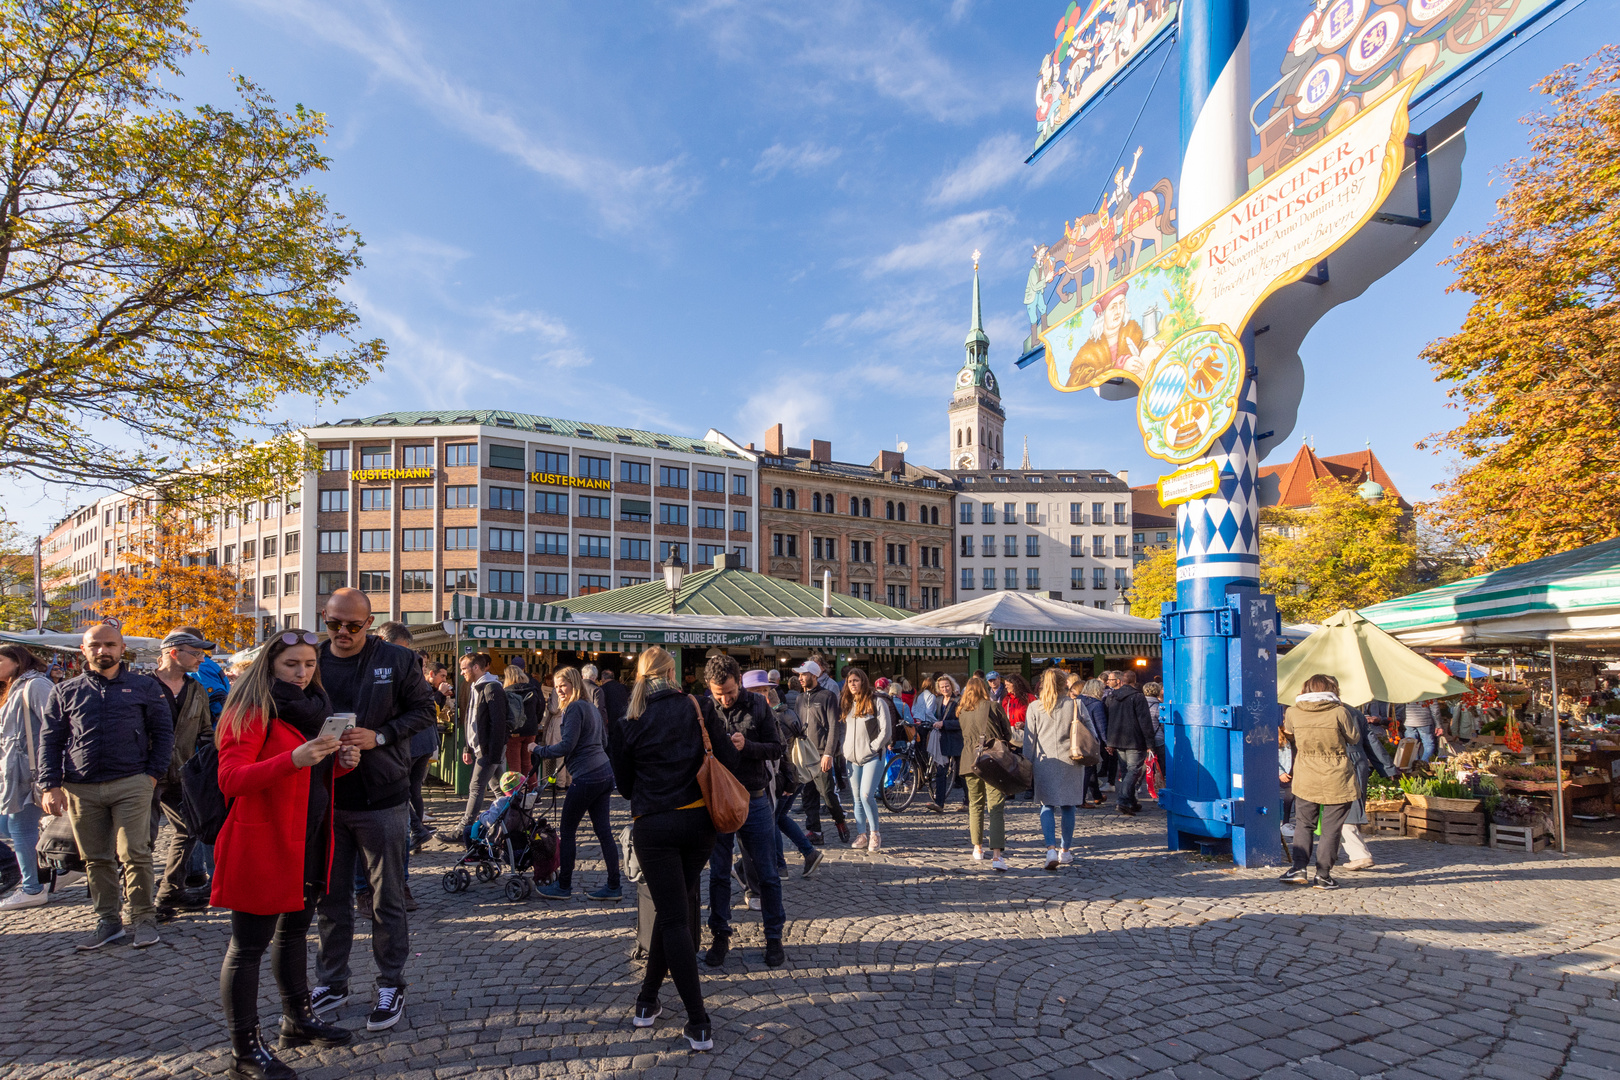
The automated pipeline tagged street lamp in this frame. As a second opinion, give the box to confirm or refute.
[661,552,685,614]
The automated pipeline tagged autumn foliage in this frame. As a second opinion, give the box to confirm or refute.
[96,508,250,648]
[1127,542,1176,618]
[1260,479,1416,624]
[1420,48,1620,567]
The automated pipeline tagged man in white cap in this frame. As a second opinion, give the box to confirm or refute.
[148,628,217,918]
[792,661,848,844]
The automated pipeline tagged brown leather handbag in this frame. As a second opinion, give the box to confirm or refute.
[691,696,750,833]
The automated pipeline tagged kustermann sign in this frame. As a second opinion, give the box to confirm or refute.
[350,467,434,482]
[530,472,611,490]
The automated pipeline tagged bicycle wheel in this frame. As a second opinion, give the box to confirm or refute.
[882,754,918,812]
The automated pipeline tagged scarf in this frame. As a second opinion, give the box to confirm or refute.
[272,679,332,739]
[1294,691,1340,705]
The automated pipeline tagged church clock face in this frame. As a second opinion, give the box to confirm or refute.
[956,369,973,388]
[956,452,975,469]
[984,372,996,392]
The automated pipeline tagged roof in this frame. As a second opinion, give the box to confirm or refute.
[1131,485,1176,530]
[1259,444,1409,510]
[758,454,950,490]
[1359,537,1620,646]
[1275,610,1469,705]
[307,410,743,459]
[904,592,1162,651]
[555,566,911,619]
[947,469,1129,493]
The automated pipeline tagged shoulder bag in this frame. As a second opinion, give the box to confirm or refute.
[20,680,48,809]
[1066,699,1102,766]
[973,734,1033,796]
[690,696,750,833]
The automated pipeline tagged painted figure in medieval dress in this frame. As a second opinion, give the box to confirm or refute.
[1026,244,1054,335]
[1067,281,1158,387]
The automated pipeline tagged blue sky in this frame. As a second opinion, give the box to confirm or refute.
[9,0,1616,535]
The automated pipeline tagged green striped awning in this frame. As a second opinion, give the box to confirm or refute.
[449,594,572,623]
[993,628,1161,651]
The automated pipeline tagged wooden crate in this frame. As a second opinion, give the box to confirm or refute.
[1489,823,1549,853]
[1370,811,1406,834]
[1404,806,1486,846]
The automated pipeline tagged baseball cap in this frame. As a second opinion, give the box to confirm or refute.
[742,669,771,689]
[874,677,892,689]
[766,670,781,684]
[793,660,823,677]
[161,630,216,651]
[986,671,1001,681]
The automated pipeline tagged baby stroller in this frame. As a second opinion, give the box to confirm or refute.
[441,771,559,902]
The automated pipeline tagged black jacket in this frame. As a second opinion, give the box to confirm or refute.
[39,665,175,788]
[769,700,805,791]
[1105,685,1158,751]
[600,678,631,723]
[320,638,437,808]
[609,685,741,819]
[703,690,781,797]
[795,685,841,758]
[936,697,963,759]
[466,677,510,763]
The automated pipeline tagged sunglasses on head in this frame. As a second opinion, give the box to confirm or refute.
[280,631,319,646]
[324,619,368,634]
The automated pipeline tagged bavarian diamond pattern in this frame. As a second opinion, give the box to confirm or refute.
[1176,377,1260,578]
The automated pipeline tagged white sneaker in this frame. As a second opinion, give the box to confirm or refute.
[868,833,881,853]
[990,855,1009,872]
[971,847,984,861]
[748,895,761,911]
[1045,848,1060,871]
[1058,848,1074,865]
[0,887,48,910]
[50,871,84,892]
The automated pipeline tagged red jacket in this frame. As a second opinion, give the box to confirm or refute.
[211,708,348,915]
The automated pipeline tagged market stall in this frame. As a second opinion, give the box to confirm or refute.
[900,592,1162,680]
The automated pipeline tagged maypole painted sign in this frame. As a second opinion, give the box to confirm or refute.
[1035,0,1181,157]
[1039,73,1417,464]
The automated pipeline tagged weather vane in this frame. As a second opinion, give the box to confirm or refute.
[971,248,980,270]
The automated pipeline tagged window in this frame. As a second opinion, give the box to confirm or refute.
[1134,532,1146,543]
[659,503,688,526]
[445,528,477,550]
[1026,568,1041,590]
[981,503,995,525]
[1115,536,1128,558]
[317,530,348,554]
[360,446,391,469]
[695,543,725,566]
[1026,535,1040,558]
[1070,502,1085,524]
[535,531,567,555]
[578,574,610,595]
[786,489,797,510]
[223,543,236,564]
[579,495,610,519]
[223,508,236,528]
[621,575,651,587]
[1094,600,1108,610]
[861,498,870,517]
[481,570,519,594]
[1157,531,1169,544]
[285,491,301,514]
[578,534,611,559]
[885,543,908,566]
[321,448,349,472]
[982,568,996,590]
[1093,567,1107,590]
[1024,502,1038,524]
[812,493,821,513]
[260,616,277,640]
[1003,502,1017,524]
[897,503,907,522]
[1003,536,1017,558]
[488,486,523,511]
[621,461,650,484]
[771,487,785,509]
[929,506,939,525]
[659,466,688,489]
[1071,568,1085,590]
[402,445,433,468]
[400,569,431,593]
[356,570,389,594]
[697,470,725,492]
[445,485,477,509]
[961,568,975,591]
[732,510,748,533]
[771,533,797,557]
[261,575,276,598]
[619,498,651,522]
[658,541,688,564]
[1116,567,1131,590]
[263,535,278,559]
[859,541,874,563]
[263,498,280,519]
[285,532,300,554]
[535,492,567,516]
[982,534,996,557]
[620,538,651,562]
[733,474,748,496]
[359,488,390,512]
[1005,568,1018,591]
[579,455,610,480]
[317,571,347,594]
[845,496,856,516]
[536,451,569,476]
[886,585,908,608]
[245,502,260,524]
[489,444,525,471]
[812,537,838,560]
[960,536,974,557]
[402,486,433,510]
[489,528,523,552]
[359,530,389,552]
[283,614,299,631]
[318,490,349,513]
[1070,536,1084,558]
[1114,503,1128,525]
[533,573,566,596]
[885,500,895,520]
[1093,535,1106,557]
[444,444,477,468]
[928,546,941,568]
[697,506,725,530]
[443,568,477,591]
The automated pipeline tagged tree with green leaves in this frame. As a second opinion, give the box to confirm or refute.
[1260,479,1416,624]
[0,524,70,630]
[0,0,383,503]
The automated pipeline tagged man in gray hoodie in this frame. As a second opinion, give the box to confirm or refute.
[437,652,509,844]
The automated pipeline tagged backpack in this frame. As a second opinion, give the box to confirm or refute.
[506,684,539,739]
[527,815,560,884]
[180,740,233,845]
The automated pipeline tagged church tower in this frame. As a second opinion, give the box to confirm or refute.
[948,252,1005,470]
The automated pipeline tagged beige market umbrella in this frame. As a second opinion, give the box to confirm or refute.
[1276,609,1470,705]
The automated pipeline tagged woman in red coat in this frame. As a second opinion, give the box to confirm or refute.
[214,631,359,1080]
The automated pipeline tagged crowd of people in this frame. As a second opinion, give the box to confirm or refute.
[0,585,1381,1065]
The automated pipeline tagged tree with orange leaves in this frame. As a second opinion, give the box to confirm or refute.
[96,507,251,649]
[1420,48,1620,568]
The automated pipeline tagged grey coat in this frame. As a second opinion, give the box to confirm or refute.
[1022,697,1090,807]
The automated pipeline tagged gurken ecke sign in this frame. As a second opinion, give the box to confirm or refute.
[1039,73,1418,464]
[459,622,983,652]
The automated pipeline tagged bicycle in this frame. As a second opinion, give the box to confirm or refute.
[880,742,921,812]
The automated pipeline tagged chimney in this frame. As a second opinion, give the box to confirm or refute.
[745,442,754,451]
[811,439,831,463]
[765,424,785,456]
[1117,469,1129,483]
[876,450,905,473]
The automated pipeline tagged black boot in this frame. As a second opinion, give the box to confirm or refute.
[227,1026,296,1080]
[278,993,354,1049]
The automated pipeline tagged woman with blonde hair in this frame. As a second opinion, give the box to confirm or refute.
[954,676,1014,870]
[213,631,361,1080]
[838,668,895,852]
[1024,669,1089,869]
[532,666,619,901]
[924,674,961,812]
[607,647,740,1051]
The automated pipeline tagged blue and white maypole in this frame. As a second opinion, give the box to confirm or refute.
[1160,0,1280,867]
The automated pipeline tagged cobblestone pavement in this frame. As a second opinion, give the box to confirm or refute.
[2,789,1618,1080]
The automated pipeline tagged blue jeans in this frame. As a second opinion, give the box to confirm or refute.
[1406,727,1436,762]
[849,758,882,836]
[1115,749,1147,811]
[707,794,784,941]
[1040,805,1076,848]
[775,787,814,863]
[0,805,43,893]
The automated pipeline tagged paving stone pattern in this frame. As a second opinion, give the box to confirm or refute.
[2,791,1617,1080]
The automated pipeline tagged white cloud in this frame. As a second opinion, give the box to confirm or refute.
[753,142,842,178]
[864,209,1015,276]
[238,0,694,230]
[736,376,831,448]
[927,133,1025,206]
